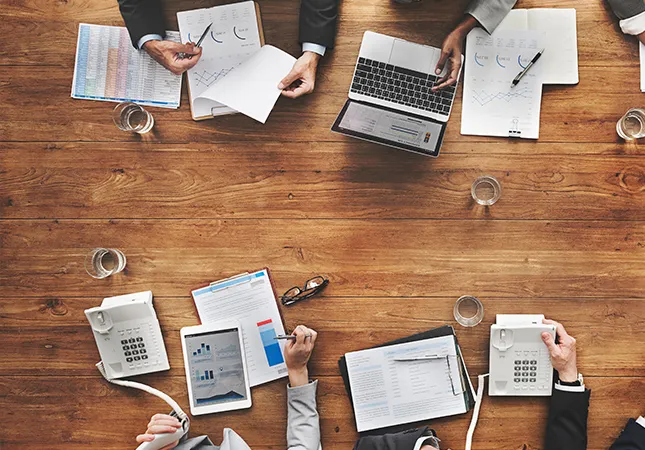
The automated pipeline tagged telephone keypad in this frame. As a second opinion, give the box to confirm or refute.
[120,330,148,367]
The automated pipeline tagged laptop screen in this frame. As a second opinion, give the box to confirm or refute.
[331,100,446,157]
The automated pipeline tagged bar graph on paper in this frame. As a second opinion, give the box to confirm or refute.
[257,319,285,367]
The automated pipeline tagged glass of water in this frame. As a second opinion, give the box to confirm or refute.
[472,175,502,206]
[85,248,127,279]
[113,102,154,134]
[617,108,645,140]
[453,295,484,327]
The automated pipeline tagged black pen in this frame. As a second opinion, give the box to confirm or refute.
[194,22,213,48]
[511,48,545,88]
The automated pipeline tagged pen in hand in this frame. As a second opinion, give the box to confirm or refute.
[177,22,212,60]
[275,334,312,341]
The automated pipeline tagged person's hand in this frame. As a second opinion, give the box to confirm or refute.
[142,40,202,75]
[284,325,318,386]
[135,413,182,450]
[541,319,579,382]
[639,31,645,46]
[278,52,321,99]
[433,15,478,91]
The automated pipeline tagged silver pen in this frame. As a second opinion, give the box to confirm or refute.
[511,48,545,88]
[274,334,312,341]
[393,354,445,362]
[177,22,212,60]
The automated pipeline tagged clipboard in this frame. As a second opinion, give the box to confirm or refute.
[338,325,476,436]
[183,2,266,121]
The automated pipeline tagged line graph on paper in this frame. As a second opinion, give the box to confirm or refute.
[470,87,533,107]
[193,67,233,88]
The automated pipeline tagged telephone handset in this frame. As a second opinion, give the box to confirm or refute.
[489,314,556,396]
[86,292,188,450]
[85,291,170,379]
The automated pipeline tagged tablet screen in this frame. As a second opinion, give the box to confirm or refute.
[184,327,248,407]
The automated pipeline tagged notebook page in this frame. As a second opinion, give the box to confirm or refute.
[527,8,579,84]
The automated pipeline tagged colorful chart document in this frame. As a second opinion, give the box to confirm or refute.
[345,335,468,432]
[191,270,288,387]
[71,23,182,108]
[461,29,544,139]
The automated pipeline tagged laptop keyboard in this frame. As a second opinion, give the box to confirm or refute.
[350,57,456,116]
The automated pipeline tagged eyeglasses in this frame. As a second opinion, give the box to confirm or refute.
[281,276,329,306]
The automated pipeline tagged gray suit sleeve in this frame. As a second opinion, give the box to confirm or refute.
[465,0,518,34]
[606,0,645,20]
[287,380,321,450]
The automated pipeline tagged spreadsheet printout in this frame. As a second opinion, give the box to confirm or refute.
[72,23,182,108]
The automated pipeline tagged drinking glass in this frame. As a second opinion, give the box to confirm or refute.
[453,295,484,327]
[471,175,502,206]
[113,102,154,134]
[616,108,645,140]
[85,248,127,279]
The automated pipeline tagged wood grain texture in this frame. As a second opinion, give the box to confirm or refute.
[2,0,645,448]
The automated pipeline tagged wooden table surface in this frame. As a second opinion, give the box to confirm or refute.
[2,0,645,448]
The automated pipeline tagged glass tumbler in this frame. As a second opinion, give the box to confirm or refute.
[617,108,645,140]
[113,102,154,134]
[453,295,484,327]
[85,248,127,279]
[472,175,502,206]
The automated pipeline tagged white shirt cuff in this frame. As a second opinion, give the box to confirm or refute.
[636,416,645,429]
[138,34,164,50]
[554,383,586,393]
[620,11,645,36]
[413,436,440,450]
[302,42,326,57]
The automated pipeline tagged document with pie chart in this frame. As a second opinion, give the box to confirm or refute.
[178,1,263,120]
[461,29,545,139]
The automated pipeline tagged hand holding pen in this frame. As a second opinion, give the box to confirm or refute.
[177,22,212,60]
[282,325,318,387]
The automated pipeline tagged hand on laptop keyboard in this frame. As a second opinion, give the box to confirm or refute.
[433,14,478,91]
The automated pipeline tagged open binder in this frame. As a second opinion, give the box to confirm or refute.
[338,325,475,435]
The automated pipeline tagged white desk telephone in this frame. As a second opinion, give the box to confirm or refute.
[488,314,556,396]
[86,291,188,450]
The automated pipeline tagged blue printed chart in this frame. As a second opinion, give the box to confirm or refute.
[461,28,544,139]
[71,24,182,108]
[257,319,285,367]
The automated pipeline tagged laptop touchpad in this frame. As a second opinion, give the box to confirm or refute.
[390,39,436,74]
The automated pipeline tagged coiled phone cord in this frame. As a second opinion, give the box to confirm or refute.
[96,361,188,421]
[465,373,489,450]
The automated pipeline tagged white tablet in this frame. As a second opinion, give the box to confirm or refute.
[180,321,252,415]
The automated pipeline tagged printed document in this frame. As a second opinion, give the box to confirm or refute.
[194,45,296,123]
[345,335,467,432]
[461,29,544,139]
[72,24,182,108]
[191,270,288,387]
[496,8,578,85]
[177,1,262,119]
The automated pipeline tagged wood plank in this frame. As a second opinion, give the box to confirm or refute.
[2,143,645,220]
[2,220,644,298]
[1,296,644,377]
[0,374,643,450]
[1,64,642,143]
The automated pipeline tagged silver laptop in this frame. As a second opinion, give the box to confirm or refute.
[332,31,462,157]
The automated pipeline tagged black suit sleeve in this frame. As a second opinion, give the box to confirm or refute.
[610,419,645,450]
[544,388,591,450]
[117,0,167,48]
[298,0,339,49]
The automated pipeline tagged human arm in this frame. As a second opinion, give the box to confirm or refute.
[434,0,517,90]
[606,0,645,45]
[284,325,321,450]
[278,0,339,98]
[541,319,590,450]
[609,417,645,450]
